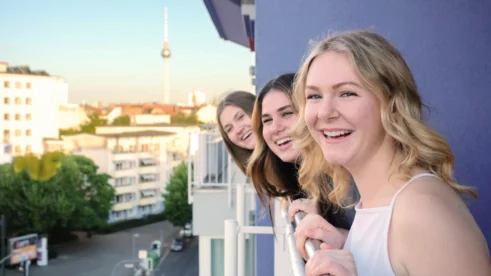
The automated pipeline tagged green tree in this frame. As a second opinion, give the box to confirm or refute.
[0,154,115,237]
[64,155,115,230]
[111,114,131,126]
[162,162,192,227]
[170,112,203,125]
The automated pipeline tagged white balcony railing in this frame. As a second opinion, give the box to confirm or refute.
[188,131,237,207]
[225,197,321,276]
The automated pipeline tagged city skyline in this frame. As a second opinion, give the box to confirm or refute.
[0,0,255,105]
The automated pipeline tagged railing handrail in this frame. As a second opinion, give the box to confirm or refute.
[224,198,323,276]
[280,202,306,276]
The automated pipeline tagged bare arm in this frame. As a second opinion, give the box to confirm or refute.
[394,181,490,275]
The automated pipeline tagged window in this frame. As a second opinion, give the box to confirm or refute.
[3,81,10,88]
[15,97,21,105]
[25,145,31,153]
[26,129,31,136]
[3,130,10,139]
[3,97,9,104]
[15,82,21,89]
[25,114,31,120]
[15,114,21,121]
[15,129,21,137]
[14,145,21,154]
[3,113,9,121]
[25,98,32,105]
[26,82,31,89]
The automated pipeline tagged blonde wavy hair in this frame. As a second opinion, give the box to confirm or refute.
[292,30,477,207]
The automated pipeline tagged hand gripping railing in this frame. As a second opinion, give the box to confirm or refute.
[281,198,332,276]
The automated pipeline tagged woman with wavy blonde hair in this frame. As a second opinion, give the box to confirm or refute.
[291,30,490,275]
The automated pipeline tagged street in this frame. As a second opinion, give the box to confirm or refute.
[5,221,180,276]
[154,237,199,276]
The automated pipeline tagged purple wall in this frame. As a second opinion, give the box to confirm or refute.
[255,1,491,275]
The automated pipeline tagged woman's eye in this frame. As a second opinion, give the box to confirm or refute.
[283,111,293,117]
[306,94,321,100]
[340,91,358,97]
[262,118,272,124]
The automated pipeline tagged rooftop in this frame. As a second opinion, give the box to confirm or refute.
[96,130,175,138]
[2,65,50,76]
[99,122,199,128]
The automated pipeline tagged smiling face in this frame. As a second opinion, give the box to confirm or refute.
[261,90,299,163]
[304,51,387,170]
[219,105,256,150]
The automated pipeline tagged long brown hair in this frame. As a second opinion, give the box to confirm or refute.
[247,73,306,210]
[216,91,256,174]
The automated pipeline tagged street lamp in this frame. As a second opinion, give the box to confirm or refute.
[132,233,140,257]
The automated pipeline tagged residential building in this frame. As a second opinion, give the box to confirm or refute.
[58,103,90,129]
[195,104,217,124]
[188,90,207,106]
[198,1,491,275]
[0,140,12,164]
[95,123,201,162]
[0,62,67,156]
[61,130,176,222]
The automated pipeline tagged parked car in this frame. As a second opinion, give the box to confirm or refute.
[171,238,184,252]
[184,222,193,238]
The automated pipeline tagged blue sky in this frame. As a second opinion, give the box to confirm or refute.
[0,0,255,104]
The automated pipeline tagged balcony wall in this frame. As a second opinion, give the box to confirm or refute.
[112,152,137,161]
[139,196,160,206]
[112,168,137,178]
[115,185,137,195]
[138,165,158,174]
[193,187,256,236]
[113,201,135,212]
[138,181,158,190]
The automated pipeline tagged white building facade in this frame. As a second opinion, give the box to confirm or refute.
[0,62,67,156]
[61,131,176,223]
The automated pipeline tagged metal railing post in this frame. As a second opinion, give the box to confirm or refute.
[187,132,193,204]
[280,199,327,276]
[236,183,245,276]
[224,220,238,276]
[293,211,322,259]
[280,204,306,276]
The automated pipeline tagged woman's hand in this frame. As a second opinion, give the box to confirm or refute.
[305,248,357,276]
[294,213,349,259]
[288,198,319,222]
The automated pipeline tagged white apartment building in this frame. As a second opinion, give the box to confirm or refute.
[58,103,90,129]
[0,140,12,164]
[0,62,68,156]
[95,123,201,162]
[61,130,177,223]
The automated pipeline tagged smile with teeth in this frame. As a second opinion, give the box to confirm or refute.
[241,130,252,141]
[275,137,293,146]
[323,130,353,139]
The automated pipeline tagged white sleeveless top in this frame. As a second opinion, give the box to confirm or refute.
[343,173,438,276]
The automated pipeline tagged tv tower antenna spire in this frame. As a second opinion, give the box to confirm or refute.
[161,6,171,104]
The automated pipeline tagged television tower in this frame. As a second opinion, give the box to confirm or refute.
[161,7,171,104]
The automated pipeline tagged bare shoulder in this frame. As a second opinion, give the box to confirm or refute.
[390,176,491,275]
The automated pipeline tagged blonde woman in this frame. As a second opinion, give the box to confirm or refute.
[291,30,490,275]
